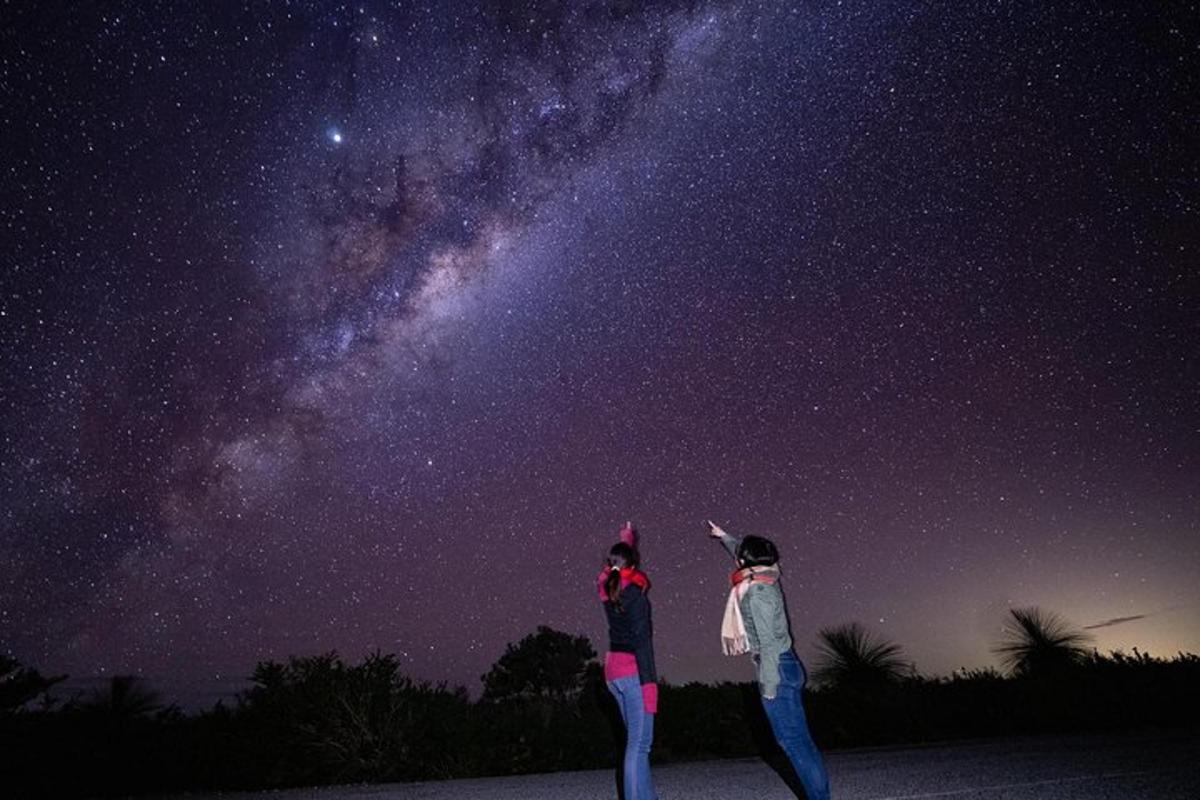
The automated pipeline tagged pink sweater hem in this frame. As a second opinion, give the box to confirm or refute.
[604,651,638,681]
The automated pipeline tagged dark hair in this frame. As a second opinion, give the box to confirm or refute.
[604,542,638,607]
[736,535,779,567]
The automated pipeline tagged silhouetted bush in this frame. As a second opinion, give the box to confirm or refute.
[4,633,1199,797]
[0,654,64,713]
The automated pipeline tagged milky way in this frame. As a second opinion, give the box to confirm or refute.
[2,1,1198,705]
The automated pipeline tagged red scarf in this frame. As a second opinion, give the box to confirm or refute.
[598,565,651,599]
[730,565,779,587]
[620,566,651,592]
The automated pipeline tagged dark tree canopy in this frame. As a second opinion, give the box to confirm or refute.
[0,653,65,713]
[480,626,597,703]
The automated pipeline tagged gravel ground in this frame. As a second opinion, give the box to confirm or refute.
[163,729,1200,800]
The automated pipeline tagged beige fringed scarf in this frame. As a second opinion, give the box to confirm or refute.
[721,565,780,655]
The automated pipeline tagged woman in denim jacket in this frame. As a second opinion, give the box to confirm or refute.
[708,520,829,800]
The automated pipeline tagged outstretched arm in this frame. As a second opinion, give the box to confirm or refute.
[707,520,741,560]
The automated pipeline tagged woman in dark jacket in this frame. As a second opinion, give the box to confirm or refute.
[598,522,658,800]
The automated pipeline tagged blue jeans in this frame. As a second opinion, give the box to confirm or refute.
[607,675,658,800]
[761,651,830,800]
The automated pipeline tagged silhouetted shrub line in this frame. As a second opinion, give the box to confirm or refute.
[4,638,1198,797]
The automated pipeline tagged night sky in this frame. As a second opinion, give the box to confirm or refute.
[2,1,1198,706]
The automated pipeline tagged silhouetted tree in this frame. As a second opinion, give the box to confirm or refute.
[0,653,65,713]
[474,627,603,775]
[480,626,596,704]
[993,607,1091,678]
[813,623,910,688]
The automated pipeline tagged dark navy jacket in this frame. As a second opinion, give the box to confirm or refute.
[604,583,657,685]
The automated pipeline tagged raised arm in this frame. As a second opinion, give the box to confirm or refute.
[619,520,638,549]
[598,521,638,600]
[707,520,742,560]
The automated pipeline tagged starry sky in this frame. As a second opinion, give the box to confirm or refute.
[2,1,1198,706]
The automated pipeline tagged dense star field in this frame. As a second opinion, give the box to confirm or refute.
[2,1,1197,706]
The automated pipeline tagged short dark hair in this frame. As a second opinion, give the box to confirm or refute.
[737,535,779,567]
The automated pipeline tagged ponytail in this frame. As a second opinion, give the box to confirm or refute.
[605,542,638,611]
[604,566,622,605]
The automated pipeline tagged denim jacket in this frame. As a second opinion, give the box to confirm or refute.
[719,532,794,698]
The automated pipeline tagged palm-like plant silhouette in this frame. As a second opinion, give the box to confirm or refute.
[813,623,910,688]
[82,675,162,719]
[993,607,1092,678]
